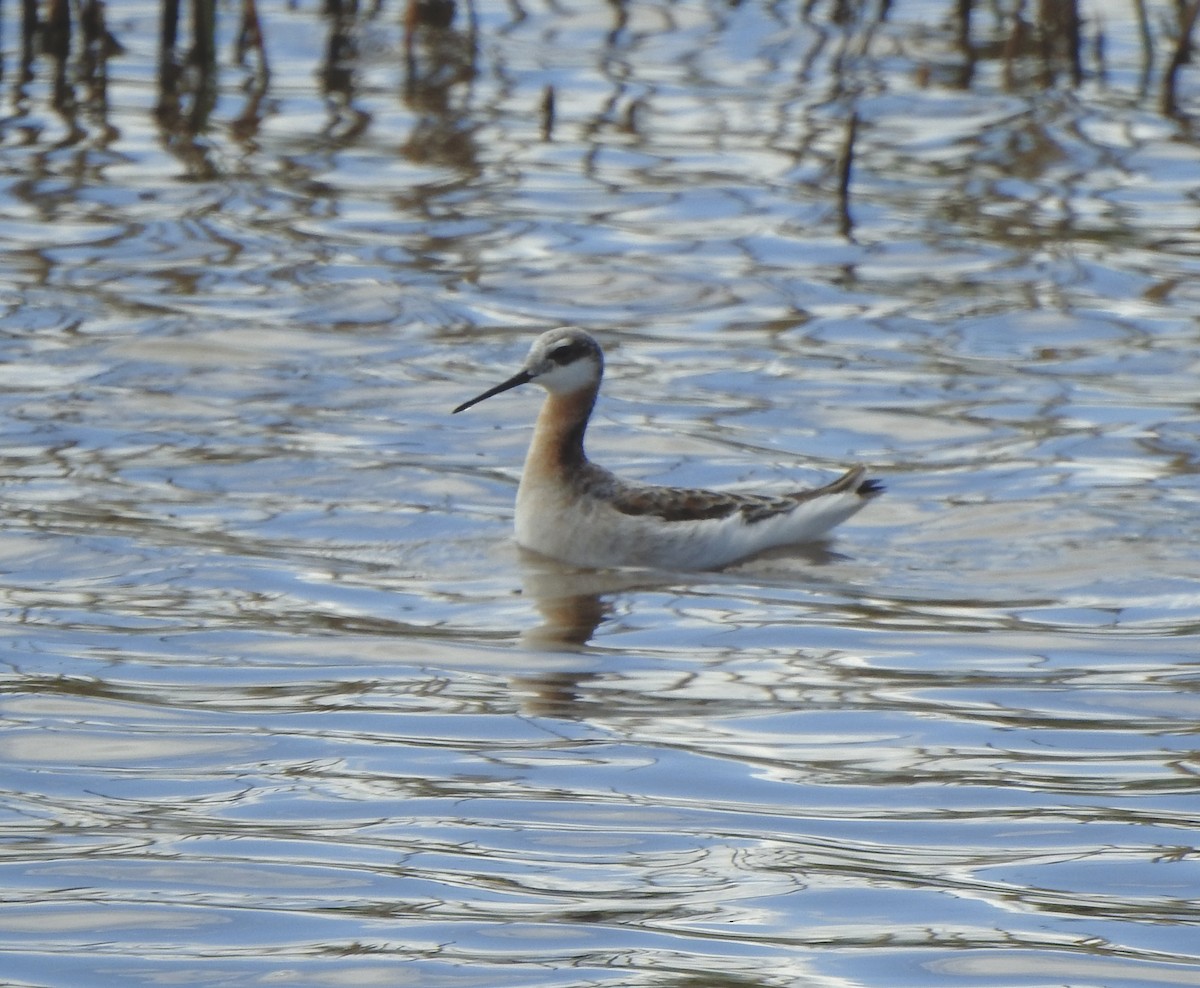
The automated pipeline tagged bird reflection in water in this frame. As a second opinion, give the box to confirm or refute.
[515,541,847,650]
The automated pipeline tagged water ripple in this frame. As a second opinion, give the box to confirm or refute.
[1,1,1198,985]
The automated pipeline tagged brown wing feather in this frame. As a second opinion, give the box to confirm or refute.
[602,465,881,525]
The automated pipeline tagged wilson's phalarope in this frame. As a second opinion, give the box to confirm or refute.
[453,328,883,570]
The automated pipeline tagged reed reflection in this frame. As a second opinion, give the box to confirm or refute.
[3,0,1196,183]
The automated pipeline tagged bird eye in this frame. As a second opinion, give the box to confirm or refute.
[548,342,582,365]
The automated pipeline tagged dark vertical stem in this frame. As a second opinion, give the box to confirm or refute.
[1132,0,1154,97]
[45,0,70,58]
[954,0,975,87]
[20,0,37,69]
[1041,0,1081,86]
[836,110,858,240]
[79,0,112,101]
[1162,0,1200,116]
[1002,0,1026,91]
[188,0,218,130]
[540,84,555,141]
[158,0,181,122]
[236,0,267,70]
[231,0,269,139]
[44,0,73,112]
[320,0,358,111]
[1069,0,1083,85]
[403,0,418,79]
[191,0,215,70]
[161,0,179,54]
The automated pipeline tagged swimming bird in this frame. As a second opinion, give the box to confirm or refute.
[453,328,882,570]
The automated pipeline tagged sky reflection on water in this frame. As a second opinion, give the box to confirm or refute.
[0,1,1198,986]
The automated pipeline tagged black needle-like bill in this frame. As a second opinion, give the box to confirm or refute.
[452,369,533,414]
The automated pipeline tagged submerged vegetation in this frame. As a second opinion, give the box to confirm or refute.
[1,0,1197,183]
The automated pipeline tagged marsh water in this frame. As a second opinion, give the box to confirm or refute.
[2,1,1199,985]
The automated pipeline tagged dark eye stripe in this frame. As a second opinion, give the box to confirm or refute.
[549,341,586,365]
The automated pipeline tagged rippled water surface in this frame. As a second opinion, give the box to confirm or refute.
[2,1,1199,985]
